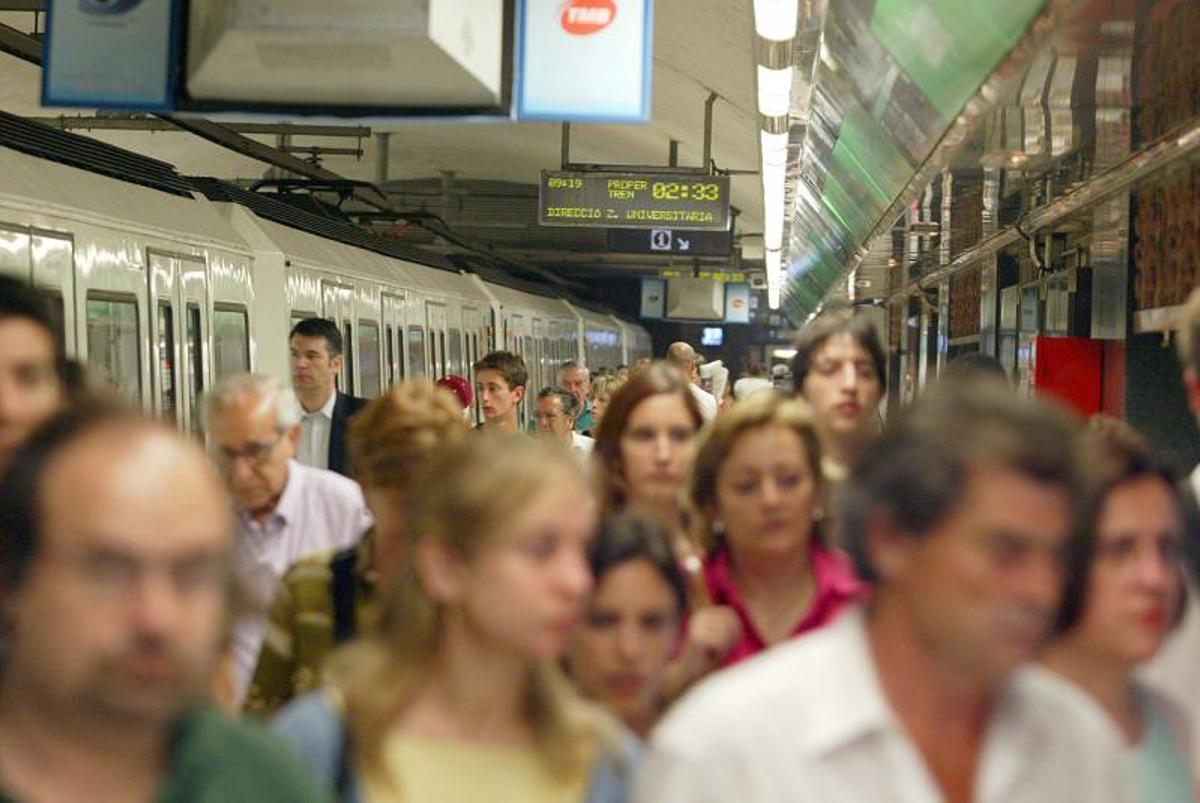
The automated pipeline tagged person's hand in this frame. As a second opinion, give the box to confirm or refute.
[684,605,742,668]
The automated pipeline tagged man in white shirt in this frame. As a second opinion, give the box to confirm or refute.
[638,382,1127,803]
[1141,287,1200,778]
[534,386,594,456]
[666,342,717,423]
[289,318,366,476]
[732,361,774,400]
[203,373,372,702]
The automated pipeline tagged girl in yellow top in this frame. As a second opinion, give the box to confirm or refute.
[274,435,636,803]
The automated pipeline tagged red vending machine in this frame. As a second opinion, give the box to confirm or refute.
[1024,335,1103,417]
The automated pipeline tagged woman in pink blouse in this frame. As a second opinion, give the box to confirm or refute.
[689,392,866,666]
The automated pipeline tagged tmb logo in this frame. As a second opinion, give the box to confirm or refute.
[560,0,616,35]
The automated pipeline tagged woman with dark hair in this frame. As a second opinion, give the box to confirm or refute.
[591,362,740,690]
[567,512,688,737]
[689,392,865,667]
[1032,419,1194,801]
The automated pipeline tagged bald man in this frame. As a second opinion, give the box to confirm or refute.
[667,341,717,422]
[0,407,324,802]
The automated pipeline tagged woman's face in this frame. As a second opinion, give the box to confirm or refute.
[714,425,819,563]
[452,478,597,661]
[1070,476,1184,666]
[618,393,697,512]
[567,558,681,730]
[591,393,611,430]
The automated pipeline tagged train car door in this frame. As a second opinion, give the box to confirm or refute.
[179,256,209,436]
[147,251,184,428]
[322,280,356,395]
[30,231,76,358]
[425,300,448,379]
[381,292,406,387]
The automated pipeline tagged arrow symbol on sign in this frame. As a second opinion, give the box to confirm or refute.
[677,239,690,251]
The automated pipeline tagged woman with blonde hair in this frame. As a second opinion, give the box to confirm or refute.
[243,379,468,716]
[689,392,865,666]
[273,435,636,802]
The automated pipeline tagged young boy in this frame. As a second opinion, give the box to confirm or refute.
[473,351,528,433]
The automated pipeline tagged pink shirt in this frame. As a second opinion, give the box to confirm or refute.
[703,540,867,667]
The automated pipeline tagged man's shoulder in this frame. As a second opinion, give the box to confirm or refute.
[654,623,846,756]
[294,461,364,501]
[336,393,369,417]
[165,708,327,801]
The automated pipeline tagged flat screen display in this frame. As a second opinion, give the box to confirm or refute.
[701,327,724,347]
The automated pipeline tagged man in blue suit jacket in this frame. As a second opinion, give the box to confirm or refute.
[289,318,367,476]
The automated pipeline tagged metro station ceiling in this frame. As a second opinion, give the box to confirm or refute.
[0,2,763,293]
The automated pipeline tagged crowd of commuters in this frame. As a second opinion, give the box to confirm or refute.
[1,277,1199,802]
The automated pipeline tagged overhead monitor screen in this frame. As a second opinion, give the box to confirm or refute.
[701,327,724,347]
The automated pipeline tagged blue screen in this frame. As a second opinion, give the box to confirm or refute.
[701,327,724,347]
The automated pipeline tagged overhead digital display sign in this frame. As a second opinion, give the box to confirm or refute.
[539,171,731,231]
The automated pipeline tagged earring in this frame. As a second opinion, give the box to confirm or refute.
[712,519,726,535]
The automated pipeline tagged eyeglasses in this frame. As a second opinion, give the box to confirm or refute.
[215,432,285,467]
[532,412,564,422]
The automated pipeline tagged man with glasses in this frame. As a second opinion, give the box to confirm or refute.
[0,406,325,801]
[533,386,594,455]
[203,373,370,704]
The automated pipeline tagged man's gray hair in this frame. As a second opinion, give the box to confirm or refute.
[558,361,590,382]
[202,373,302,432]
[537,386,581,418]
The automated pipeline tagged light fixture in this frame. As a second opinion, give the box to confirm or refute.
[773,348,797,360]
[756,65,794,117]
[765,249,783,310]
[753,0,799,42]
[760,130,788,251]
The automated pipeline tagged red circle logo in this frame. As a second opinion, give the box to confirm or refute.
[560,0,616,35]
[732,298,745,309]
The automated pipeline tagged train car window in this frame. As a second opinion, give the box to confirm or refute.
[39,290,66,351]
[186,304,204,436]
[359,320,382,399]
[449,328,463,376]
[342,323,355,396]
[212,305,250,379]
[85,293,141,406]
[407,326,427,377]
[156,301,177,420]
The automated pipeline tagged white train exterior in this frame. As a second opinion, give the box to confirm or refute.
[0,126,652,431]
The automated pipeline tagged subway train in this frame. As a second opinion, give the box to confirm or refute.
[0,113,652,431]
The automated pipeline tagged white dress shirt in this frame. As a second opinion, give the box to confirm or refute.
[637,608,1130,803]
[571,431,595,455]
[733,376,775,400]
[229,460,372,702]
[296,391,337,470]
[688,383,718,423]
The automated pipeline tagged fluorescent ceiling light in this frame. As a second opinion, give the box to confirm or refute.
[756,65,793,118]
[754,0,799,42]
[768,283,781,310]
[773,348,797,359]
[760,130,788,162]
